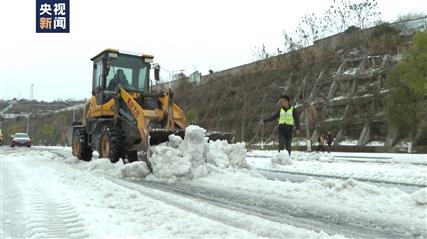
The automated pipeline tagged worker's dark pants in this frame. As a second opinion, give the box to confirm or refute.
[278,124,293,155]
[327,143,332,153]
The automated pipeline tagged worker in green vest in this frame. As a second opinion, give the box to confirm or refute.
[260,94,300,155]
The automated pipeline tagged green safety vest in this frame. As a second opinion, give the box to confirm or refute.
[279,107,294,125]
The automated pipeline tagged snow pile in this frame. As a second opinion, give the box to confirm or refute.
[149,146,193,182]
[321,178,363,192]
[228,143,248,168]
[88,158,121,176]
[206,140,248,168]
[271,150,294,165]
[288,151,326,161]
[206,140,230,168]
[120,161,150,179]
[411,188,427,205]
[168,134,182,148]
[147,125,250,182]
[70,157,150,179]
[61,125,250,183]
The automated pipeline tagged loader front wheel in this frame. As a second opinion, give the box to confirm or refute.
[99,128,124,163]
[72,129,92,161]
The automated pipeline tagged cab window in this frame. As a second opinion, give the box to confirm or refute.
[105,67,133,92]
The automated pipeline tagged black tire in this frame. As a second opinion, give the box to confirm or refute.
[99,127,124,163]
[73,129,92,161]
[127,151,137,163]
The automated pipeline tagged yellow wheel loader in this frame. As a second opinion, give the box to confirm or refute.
[71,49,189,164]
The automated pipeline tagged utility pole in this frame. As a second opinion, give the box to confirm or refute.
[30,84,34,100]
[26,115,30,134]
[303,78,312,152]
[241,77,247,142]
[241,90,246,142]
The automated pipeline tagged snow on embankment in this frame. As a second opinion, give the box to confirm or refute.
[69,125,253,182]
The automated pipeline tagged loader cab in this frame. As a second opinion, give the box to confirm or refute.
[91,49,154,103]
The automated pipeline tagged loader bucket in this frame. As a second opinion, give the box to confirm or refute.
[149,129,185,145]
[206,131,234,144]
[149,129,234,145]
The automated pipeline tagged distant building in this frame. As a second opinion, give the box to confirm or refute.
[189,71,202,83]
[392,15,427,33]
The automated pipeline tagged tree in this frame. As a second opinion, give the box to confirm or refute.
[36,123,54,144]
[295,13,324,47]
[348,0,380,29]
[323,0,380,34]
[368,23,399,54]
[324,0,353,33]
[6,123,25,138]
[282,30,302,53]
[252,43,271,60]
[384,31,427,144]
[185,110,199,125]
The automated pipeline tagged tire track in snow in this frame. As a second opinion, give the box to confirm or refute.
[247,154,426,188]
[22,188,89,239]
[256,168,427,188]
[104,177,284,238]
[106,177,426,239]
[247,154,427,166]
[1,157,25,238]
[2,148,89,239]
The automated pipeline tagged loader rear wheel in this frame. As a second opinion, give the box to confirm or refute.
[99,127,124,163]
[72,129,92,161]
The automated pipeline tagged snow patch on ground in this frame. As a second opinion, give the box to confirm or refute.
[338,140,358,146]
[411,188,427,205]
[366,141,385,146]
[271,150,293,165]
[120,161,151,179]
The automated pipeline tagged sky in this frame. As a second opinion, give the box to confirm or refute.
[0,0,425,101]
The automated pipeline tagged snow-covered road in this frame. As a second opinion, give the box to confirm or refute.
[256,168,424,193]
[1,147,340,238]
[248,150,427,189]
[1,146,427,238]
